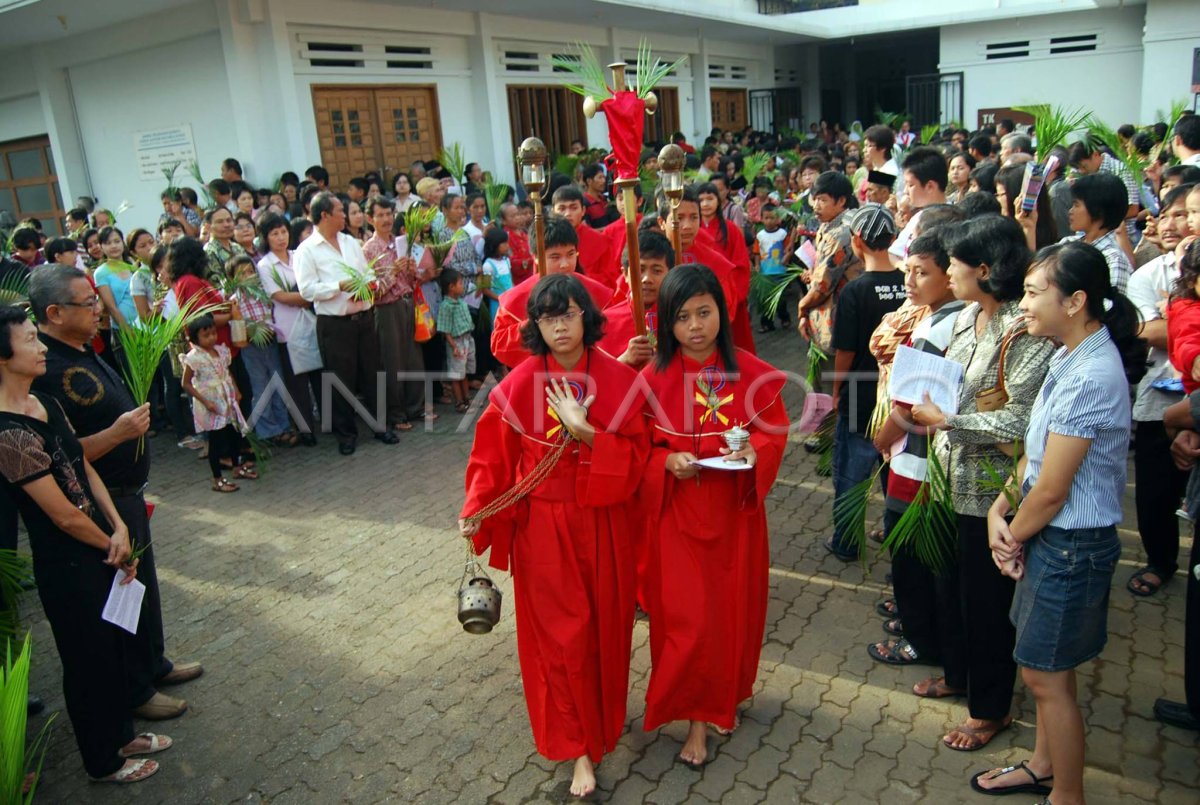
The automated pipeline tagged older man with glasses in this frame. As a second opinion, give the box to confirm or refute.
[28,265,204,722]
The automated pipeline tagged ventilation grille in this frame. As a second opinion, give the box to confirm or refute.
[709,62,750,81]
[775,67,799,84]
[983,32,1100,61]
[292,28,465,75]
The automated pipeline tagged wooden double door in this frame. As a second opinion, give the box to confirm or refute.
[710,89,748,132]
[312,85,442,188]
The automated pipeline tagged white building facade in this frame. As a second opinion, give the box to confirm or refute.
[0,0,1195,235]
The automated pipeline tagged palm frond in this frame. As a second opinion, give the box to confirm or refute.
[401,205,439,256]
[246,319,275,348]
[187,160,214,208]
[639,164,659,206]
[807,342,828,389]
[160,161,183,196]
[555,154,581,179]
[741,152,773,186]
[920,123,940,145]
[832,463,887,563]
[484,181,510,221]
[0,269,28,308]
[243,430,273,476]
[548,42,611,102]
[1088,118,1149,181]
[750,267,802,322]
[0,550,29,639]
[879,436,957,574]
[427,228,468,267]
[339,254,383,306]
[634,39,686,99]
[1012,104,1092,162]
[0,632,57,803]
[873,105,904,130]
[439,143,467,186]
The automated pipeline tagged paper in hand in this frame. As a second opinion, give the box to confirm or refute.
[101,569,146,635]
[890,345,964,415]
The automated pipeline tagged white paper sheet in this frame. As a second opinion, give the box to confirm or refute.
[101,569,146,635]
[889,345,964,416]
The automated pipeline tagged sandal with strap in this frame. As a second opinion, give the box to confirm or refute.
[969,759,1053,796]
[234,465,258,480]
[1127,565,1168,597]
[91,758,159,784]
[883,618,904,637]
[867,638,931,665]
[211,478,239,493]
[876,599,899,618]
[120,733,173,758]
[913,675,965,699]
[943,717,1013,752]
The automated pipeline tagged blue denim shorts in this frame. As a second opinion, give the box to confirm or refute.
[1010,524,1121,672]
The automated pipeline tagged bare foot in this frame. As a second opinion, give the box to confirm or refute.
[570,755,595,798]
[679,720,709,766]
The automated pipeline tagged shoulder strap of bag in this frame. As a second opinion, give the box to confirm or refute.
[993,324,1027,397]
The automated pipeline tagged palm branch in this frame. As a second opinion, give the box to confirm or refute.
[832,462,887,563]
[0,632,57,804]
[548,42,612,102]
[741,152,772,186]
[879,436,957,574]
[750,266,802,322]
[401,205,439,257]
[439,143,467,186]
[555,154,581,179]
[979,439,1024,514]
[920,123,940,145]
[0,550,29,640]
[638,164,659,206]
[187,160,214,208]
[807,343,828,390]
[160,161,183,197]
[1088,118,1149,181]
[484,181,510,221]
[246,319,275,347]
[873,106,904,130]
[339,255,383,306]
[1012,104,1091,162]
[427,228,468,267]
[0,270,28,307]
[633,39,687,99]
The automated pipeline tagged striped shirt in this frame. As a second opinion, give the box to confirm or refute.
[1022,327,1131,529]
[1098,152,1139,239]
[1059,230,1132,293]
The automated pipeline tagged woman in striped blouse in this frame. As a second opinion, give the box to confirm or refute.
[972,241,1147,803]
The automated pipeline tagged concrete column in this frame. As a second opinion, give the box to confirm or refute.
[801,45,820,131]
[470,13,516,185]
[692,35,711,140]
[31,55,90,205]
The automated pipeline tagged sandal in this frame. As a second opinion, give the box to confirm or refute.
[393,421,414,432]
[823,536,857,562]
[234,465,259,480]
[867,638,928,666]
[1128,565,1168,597]
[423,411,440,422]
[913,675,965,699]
[943,717,1013,752]
[120,733,173,758]
[454,401,470,413]
[868,528,885,544]
[883,618,904,637]
[211,478,239,493]
[91,758,159,784]
[876,599,899,618]
[969,760,1053,796]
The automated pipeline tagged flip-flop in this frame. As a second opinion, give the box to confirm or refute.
[883,618,904,637]
[969,760,1053,796]
[943,717,1013,752]
[91,758,159,784]
[1127,565,1167,597]
[120,733,173,758]
[867,638,930,666]
[913,676,965,699]
[876,599,899,618]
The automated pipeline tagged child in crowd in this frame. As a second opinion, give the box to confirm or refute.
[1168,239,1200,395]
[745,177,772,225]
[181,314,254,492]
[437,268,475,412]
[755,203,791,332]
[481,227,513,321]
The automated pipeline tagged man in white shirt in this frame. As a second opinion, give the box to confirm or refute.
[888,147,947,265]
[1175,115,1200,167]
[1124,184,1194,596]
[294,191,398,455]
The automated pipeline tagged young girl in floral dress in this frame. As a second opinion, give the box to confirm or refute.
[180,314,255,492]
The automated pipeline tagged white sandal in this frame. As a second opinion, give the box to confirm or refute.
[91,757,159,783]
[120,733,173,757]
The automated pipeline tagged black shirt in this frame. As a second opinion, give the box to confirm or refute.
[32,333,149,490]
[832,269,906,434]
[0,392,110,566]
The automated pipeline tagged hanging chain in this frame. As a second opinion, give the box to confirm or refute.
[461,434,577,529]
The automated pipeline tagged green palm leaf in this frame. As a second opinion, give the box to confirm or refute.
[634,39,687,99]
[0,632,56,803]
[1012,104,1092,162]
[439,143,467,186]
[484,181,510,221]
[548,42,611,102]
[832,463,886,563]
[0,270,28,308]
[187,160,214,208]
[920,123,941,145]
[741,152,772,186]
[879,435,957,574]
[750,267,802,322]
[1088,119,1149,181]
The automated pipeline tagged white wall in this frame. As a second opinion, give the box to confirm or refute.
[69,30,240,224]
[0,94,46,145]
[940,5,1146,128]
[1139,0,1200,122]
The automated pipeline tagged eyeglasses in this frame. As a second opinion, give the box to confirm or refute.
[59,297,102,309]
[536,309,582,328]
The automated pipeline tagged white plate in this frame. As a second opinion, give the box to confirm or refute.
[689,455,754,471]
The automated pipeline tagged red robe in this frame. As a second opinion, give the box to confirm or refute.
[577,223,620,291]
[461,349,648,762]
[639,349,788,731]
[490,272,617,368]
[601,213,643,272]
[697,224,756,355]
[505,226,535,286]
[678,238,741,329]
[598,298,657,360]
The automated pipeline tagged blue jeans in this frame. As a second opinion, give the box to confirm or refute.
[830,413,886,556]
[240,343,290,439]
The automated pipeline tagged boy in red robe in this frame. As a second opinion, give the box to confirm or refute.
[601,184,644,265]
[654,187,749,352]
[460,273,648,798]
[552,185,621,290]
[500,202,535,285]
[639,265,789,768]
[490,217,618,368]
[599,230,674,369]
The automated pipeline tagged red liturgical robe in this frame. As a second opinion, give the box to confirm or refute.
[577,223,620,291]
[678,239,740,327]
[638,349,789,731]
[460,348,648,762]
[697,224,756,354]
[489,272,617,368]
[598,298,658,360]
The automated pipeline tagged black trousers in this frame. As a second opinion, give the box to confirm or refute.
[1187,519,1200,717]
[376,299,426,425]
[35,558,134,778]
[316,311,383,445]
[207,424,245,479]
[1134,420,1189,577]
[887,507,968,689]
[111,493,172,708]
[277,343,320,434]
[957,513,1017,721]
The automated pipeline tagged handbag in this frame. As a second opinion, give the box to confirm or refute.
[414,285,436,343]
[286,309,323,374]
[974,325,1026,413]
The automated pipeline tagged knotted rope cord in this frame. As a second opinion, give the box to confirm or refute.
[461,433,577,529]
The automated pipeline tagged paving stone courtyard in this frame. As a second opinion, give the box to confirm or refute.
[20,328,1200,804]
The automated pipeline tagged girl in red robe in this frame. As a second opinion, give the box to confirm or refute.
[697,181,754,354]
[459,273,648,798]
[639,265,789,768]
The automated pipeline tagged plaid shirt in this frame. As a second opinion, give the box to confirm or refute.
[436,296,473,338]
[362,234,414,304]
[1061,230,1132,293]
[1099,152,1139,239]
[234,286,272,324]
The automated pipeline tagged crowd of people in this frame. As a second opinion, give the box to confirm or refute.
[0,108,1198,800]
